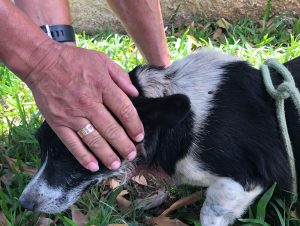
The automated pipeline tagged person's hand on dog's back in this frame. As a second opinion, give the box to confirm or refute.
[27,44,144,172]
[0,0,144,172]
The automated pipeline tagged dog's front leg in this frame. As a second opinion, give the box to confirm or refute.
[200,178,263,226]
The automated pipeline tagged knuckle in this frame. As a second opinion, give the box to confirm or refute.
[104,124,122,140]
[124,143,135,155]
[119,103,135,121]
[74,92,93,108]
[86,135,103,150]
[77,152,92,166]
[94,80,105,91]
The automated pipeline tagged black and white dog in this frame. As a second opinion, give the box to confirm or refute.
[19,49,300,226]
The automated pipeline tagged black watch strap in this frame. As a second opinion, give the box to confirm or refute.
[40,25,75,43]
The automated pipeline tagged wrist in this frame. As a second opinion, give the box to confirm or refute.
[23,40,64,89]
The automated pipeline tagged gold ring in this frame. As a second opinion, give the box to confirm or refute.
[77,124,95,138]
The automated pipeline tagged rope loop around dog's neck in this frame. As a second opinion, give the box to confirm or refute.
[261,59,300,198]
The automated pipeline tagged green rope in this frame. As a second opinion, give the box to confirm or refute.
[261,59,300,197]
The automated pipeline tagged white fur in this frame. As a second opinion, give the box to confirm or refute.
[20,155,102,213]
[200,178,263,226]
[138,48,238,134]
[175,155,219,186]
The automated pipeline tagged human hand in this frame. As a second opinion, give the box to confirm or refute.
[25,42,144,171]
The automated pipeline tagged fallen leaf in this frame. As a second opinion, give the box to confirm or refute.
[216,18,231,29]
[135,190,167,210]
[0,172,14,185]
[190,21,195,28]
[37,214,53,226]
[131,175,148,186]
[187,35,200,47]
[108,224,128,226]
[291,209,298,218]
[266,17,275,28]
[213,28,224,40]
[5,157,36,176]
[116,195,132,210]
[202,23,211,30]
[108,178,120,189]
[146,216,188,226]
[71,205,88,226]
[23,165,37,176]
[0,212,8,226]
[196,23,204,29]
[118,189,129,197]
[116,188,131,210]
[161,191,203,216]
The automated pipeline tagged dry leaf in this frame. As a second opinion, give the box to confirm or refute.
[5,157,36,176]
[0,172,14,185]
[161,191,203,216]
[146,216,188,226]
[116,196,132,210]
[23,165,37,176]
[37,214,53,226]
[116,188,131,210]
[191,21,195,28]
[135,190,167,210]
[71,205,88,226]
[0,212,8,226]
[203,23,211,30]
[266,17,275,28]
[108,224,128,226]
[131,175,148,186]
[291,209,298,218]
[187,35,200,47]
[119,190,129,197]
[213,28,224,40]
[108,178,120,189]
[216,18,231,29]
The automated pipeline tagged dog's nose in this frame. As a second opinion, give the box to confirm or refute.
[19,195,37,211]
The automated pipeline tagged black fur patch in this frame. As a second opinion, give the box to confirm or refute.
[196,60,300,195]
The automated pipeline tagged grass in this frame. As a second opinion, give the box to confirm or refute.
[1,12,300,226]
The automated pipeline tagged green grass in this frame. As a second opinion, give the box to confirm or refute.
[1,14,300,225]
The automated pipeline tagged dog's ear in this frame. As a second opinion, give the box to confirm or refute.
[132,94,191,127]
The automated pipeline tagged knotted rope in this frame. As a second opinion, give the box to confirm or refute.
[261,59,300,197]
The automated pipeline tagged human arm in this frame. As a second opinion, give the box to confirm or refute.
[1,0,144,171]
[107,0,171,67]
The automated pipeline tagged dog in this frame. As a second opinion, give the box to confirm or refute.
[19,48,300,226]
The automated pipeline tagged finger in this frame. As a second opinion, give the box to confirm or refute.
[108,60,139,97]
[103,83,144,142]
[78,124,121,170]
[54,126,99,172]
[90,104,137,161]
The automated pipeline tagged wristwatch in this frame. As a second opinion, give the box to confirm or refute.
[40,25,76,43]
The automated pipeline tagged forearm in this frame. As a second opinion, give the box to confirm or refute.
[14,0,72,26]
[107,0,170,67]
[0,0,59,80]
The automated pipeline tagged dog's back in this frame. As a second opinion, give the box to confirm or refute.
[283,57,300,194]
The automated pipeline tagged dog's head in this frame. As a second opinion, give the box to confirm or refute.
[19,92,191,213]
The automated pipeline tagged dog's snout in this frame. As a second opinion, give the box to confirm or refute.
[19,195,37,211]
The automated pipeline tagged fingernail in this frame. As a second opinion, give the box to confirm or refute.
[127,151,137,161]
[86,162,99,172]
[130,85,139,96]
[135,133,144,142]
[110,161,121,170]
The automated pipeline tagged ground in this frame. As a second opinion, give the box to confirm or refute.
[1,13,300,226]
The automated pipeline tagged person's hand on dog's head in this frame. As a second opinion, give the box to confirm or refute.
[25,42,144,172]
